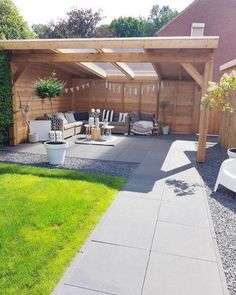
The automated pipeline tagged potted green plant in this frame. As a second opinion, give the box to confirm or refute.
[33,72,68,165]
[159,100,170,135]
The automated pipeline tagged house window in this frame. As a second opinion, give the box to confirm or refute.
[191,23,205,36]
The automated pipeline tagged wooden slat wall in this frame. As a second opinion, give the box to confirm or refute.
[72,79,216,134]
[72,79,158,116]
[14,63,72,144]
[219,92,236,148]
[218,65,236,148]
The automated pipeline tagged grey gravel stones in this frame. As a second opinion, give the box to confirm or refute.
[196,145,236,295]
[0,150,138,178]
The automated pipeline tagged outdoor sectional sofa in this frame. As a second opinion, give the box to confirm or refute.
[44,110,130,139]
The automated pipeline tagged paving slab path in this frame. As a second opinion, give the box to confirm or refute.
[48,136,229,295]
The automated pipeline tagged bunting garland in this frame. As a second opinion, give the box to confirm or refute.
[64,81,158,96]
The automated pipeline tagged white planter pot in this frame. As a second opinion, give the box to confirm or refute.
[162,125,170,135]
[227,148,236,158]
[28,132,38,143]
[44,141,68,165]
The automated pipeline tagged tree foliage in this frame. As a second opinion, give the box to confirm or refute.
[109,17,145,37]
[202,71,236,111]
[145,4,178,36]
[33,72,65,114]
[33,8,102,38]
[0,0,34,39]
[0,51,13,144]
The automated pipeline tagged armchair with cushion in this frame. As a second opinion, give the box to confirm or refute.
[130,112,156,135]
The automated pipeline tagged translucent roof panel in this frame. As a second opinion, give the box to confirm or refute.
[58,49,157,77]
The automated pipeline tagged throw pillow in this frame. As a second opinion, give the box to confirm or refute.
[113,112,120,122]
[64,112,76,123]
[140,112,155,122]
[130,111,140,123]
[73,111,89,121]
[54,112,68,125]
[118,112,128,122]
[102,109,114,122]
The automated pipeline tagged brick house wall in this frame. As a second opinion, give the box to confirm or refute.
[155,0,236,81]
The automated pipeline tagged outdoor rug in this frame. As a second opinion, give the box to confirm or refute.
[75,136,119,146]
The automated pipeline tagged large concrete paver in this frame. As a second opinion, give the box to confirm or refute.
[152,221,216,261]
[57,285,110,295]
[158,198,210,228]
[64,242,149,295]
[142,252,224,295]
[90,196,160,249]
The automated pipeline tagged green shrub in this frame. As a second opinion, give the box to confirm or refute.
[0,50,13,144]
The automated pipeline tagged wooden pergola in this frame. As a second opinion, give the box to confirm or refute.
[0,36,219,162]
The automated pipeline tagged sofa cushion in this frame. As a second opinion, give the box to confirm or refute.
[111,121,126,127]
[140,112,155,122]
[130,112,140,123]
[113,112,120,122]
[64,112,76,123]
[74,111,89,121]
[74,121,83,127]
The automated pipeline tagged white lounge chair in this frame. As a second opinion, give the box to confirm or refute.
[214,158,236,193]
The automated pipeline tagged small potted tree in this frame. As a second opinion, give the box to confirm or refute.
[159,100,170,135]
[33,72,68,165]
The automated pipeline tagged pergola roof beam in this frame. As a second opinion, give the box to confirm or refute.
[0,37,219,50]
[181,63,204,88]
[12,52,213,64]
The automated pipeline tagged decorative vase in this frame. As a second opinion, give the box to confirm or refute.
[95,117,100,129]
[28,132,38,143]
[89,116,94,127]
[162,125,170,135]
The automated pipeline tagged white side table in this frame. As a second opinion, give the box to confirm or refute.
[102,125,114,137]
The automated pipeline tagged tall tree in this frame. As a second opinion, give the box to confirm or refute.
[148,4,178,35]
[110,17,145,37]
[32,8,102,38]
[0,0,34,39]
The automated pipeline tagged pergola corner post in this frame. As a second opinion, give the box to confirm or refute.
[197,60,214,163]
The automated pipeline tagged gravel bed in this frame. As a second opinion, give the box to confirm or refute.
[0,150,138,178]
[196,145,236,295]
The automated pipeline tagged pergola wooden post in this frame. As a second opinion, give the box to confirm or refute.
[197,60,214,162]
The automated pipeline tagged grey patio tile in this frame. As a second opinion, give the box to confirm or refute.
[65,242,149,295]
[162,179,204,201]
[91,212,157,249]
[158,199,210,228]
[120,190,163,200]
[142,252,223,295]
[152,221,216,261]
[107,195,160,218]
[56,285,109,295]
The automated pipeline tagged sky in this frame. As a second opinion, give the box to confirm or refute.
[13,0,193,27]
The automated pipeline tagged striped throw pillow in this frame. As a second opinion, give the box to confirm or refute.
[102,109,114,122]
[118,112,128,122]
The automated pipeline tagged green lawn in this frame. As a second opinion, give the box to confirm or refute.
[0,162,124,295]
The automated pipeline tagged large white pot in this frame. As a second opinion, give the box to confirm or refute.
[44,141,68,165]
[227,148,236,158]
[162,125,170,135]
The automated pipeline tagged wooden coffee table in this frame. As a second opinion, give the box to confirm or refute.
[90,127,101,141]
